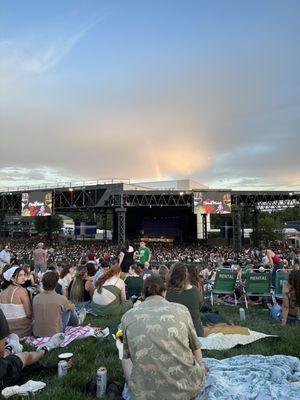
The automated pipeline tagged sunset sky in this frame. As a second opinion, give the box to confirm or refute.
[1,0,300,190]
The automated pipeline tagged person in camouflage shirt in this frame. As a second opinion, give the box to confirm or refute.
[121,275,205,400]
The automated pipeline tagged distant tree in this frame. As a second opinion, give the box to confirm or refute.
[251,212,283,245]
[34,215,63,241]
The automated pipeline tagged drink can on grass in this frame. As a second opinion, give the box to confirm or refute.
[58,360,68,378]
[96,367,107,398]
[239,308,246,321]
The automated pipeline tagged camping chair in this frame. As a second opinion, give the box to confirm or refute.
[243,270,271,309]
[210,269,238,306]
[271,269,291,303]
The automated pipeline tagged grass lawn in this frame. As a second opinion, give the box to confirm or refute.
[21,306,300,400]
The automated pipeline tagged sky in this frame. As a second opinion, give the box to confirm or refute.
[1,0,300,191]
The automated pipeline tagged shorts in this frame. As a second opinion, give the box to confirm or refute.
[0,355,23,389]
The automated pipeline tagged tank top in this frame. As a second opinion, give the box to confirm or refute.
[0,287,27,320]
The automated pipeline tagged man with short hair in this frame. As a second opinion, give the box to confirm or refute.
[121,275,206,400]
[33,243,47,274]
[138,241,151,267]
[33,271,86,337]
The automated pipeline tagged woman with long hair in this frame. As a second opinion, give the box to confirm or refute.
[282,270,300,325]
[60,264,75,291]
[69,266,87,304]
[166,262,204,337]
[0,265,32,337]
[91,263,132,316]
[188,265,205,299]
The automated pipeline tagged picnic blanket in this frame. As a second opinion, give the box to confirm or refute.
[198,355,300,400]
[199,329,276,350]
[25,325,96,348]
[204,323,250,337]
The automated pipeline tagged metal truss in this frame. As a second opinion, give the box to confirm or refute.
[122,192,193,207]
[0,186,299,213]
[232,192,300,211]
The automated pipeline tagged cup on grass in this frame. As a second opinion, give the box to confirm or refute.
[58,352,73,369]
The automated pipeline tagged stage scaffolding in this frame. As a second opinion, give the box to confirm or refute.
[0,184,299,247]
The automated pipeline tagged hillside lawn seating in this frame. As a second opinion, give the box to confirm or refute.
[210,269,238,306]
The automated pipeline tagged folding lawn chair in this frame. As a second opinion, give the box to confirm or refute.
[210,269,238,306]
[271,269,291,303]
[243,270,271,309]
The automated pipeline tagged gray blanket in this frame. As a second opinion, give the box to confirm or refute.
[198,355,300,400]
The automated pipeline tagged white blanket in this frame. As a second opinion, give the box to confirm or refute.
[199,329,276,350]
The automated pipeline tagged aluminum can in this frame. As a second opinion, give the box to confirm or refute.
[58,360,68,378]
[239,307,246,321]
[96,367,107,398]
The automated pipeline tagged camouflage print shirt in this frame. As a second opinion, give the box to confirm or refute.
[121,295,205,400]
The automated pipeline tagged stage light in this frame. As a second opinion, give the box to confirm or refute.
[69,188,74,192]
[289,192,293,196]
[179,191,184,196]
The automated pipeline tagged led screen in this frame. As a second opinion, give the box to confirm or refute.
[193,191,231,214]
[21,192,52,217]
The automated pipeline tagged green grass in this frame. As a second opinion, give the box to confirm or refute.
[19,306,300,400]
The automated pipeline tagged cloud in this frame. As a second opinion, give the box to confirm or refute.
[0,16,102,87]
[0,8,299,191]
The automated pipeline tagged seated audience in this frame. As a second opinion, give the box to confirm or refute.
[0,308,64,391]
[0,266,32,338]
[121,275,206,400]
[32,271,86,337]
[188,265,205,299]
[22,265,36,288]
[125,264,143,299]
[158,264,169,283]
[84,262,96,298]
[92,264,132,316]
[282,270,300,325]
[142,261,153,279]
[166,262,204,337]
[59,264,75,292]
[69,265,94,307]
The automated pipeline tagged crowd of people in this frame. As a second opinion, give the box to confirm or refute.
[0,238,300,398]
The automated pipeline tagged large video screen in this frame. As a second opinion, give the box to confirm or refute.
[193,191,231,214]
[21,192,52,217]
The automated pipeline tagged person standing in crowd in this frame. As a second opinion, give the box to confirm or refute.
[121,275,206,400]
[119,240,135,274]
[138,241,151,268]
[166,262,204,337]
[0,244,11,272]
[33,243,47,275]
[0,308,65,391]
[32,271,86,337]
[0,266,32,338]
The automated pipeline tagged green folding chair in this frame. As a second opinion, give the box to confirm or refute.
[210,269,238,306]
[272,269,291,302]
[243,271,271,309]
